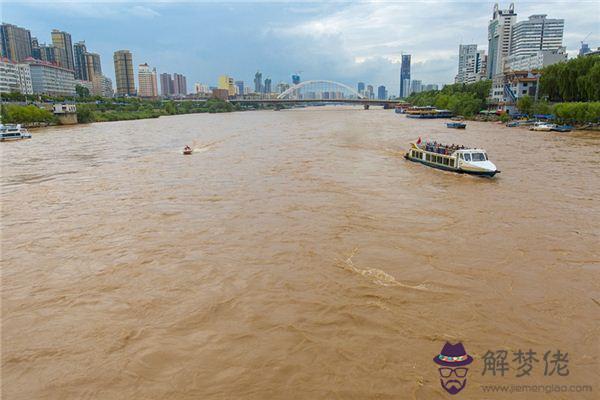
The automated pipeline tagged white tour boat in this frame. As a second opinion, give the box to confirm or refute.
[0,124,32,141]
[405,140,500,177]
[529,122,556,131]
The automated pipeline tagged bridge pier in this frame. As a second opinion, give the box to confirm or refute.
[363,104,370,110]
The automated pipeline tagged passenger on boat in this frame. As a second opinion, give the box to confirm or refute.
[184,145,192,151]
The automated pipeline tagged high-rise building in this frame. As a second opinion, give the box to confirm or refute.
[0,58,33,94]
[410,80,422,95]
[510,14,564,58]
[377,85,387,100]
[505,47,567,71]
[173,73,187,95]
[138,63,158,97]
[455,44,487,84]
[51,29,74,71]
[0,23,33,61]
[254,71,262,93]
[73,41,87,80]
[357,82,365,95]
[160,73,173,96]
[235,80,244,96]
[218,75,236,96]
[39,44,57,64]
[487,3,517,78]
[264,78,272,93]
[366,84,374,99]
[91,74,113,97]
[423,84,439,91]
[84,52,102,81]
[292,74,300,85]
[113,50,135,96]
[31,37,41,60]
[399,54,411,98]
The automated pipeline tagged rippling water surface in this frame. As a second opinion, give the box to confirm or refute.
[1,107,599,399]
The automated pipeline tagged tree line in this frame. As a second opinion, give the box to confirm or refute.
[407,80,491,117]
[539,55,600,102]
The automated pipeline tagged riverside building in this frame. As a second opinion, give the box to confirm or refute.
[0,57,33,94]
[24,57,75,96]
[113,50,136,96]
[138,63,158,98]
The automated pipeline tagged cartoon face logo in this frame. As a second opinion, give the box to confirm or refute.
[433,342,473,395]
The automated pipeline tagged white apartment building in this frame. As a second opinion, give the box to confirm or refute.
[0,58,33,94]
[487,3,517,78]
[455,44,488,84]
[505,47,567,72]
[24,58,75,96]
[510,15,564,57]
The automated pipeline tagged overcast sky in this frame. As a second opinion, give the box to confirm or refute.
[5,1,600,94]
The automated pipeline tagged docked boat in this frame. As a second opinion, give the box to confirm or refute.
[529,122,556,131]
[551,125,573,132]
[405,140,500,177]
[0,124,32,141]
[447,122,466,129]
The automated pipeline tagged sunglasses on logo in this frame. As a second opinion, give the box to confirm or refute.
[439,368,468,378]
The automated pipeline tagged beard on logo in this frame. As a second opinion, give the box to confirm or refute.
[441,378,467,395]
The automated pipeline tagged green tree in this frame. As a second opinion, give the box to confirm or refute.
[517,95,533,116]
[75,84,90,99]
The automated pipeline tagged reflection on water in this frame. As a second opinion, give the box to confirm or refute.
[1,107,599,399]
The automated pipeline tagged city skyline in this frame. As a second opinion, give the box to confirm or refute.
[4,1,598,94]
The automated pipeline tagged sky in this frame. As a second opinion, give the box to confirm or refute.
[3,0,599,95]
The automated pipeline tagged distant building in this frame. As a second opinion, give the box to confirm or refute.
[490,69,539,112]
[377,85,387,100]
[212,88,229,100]
[51,29,74,71]
[487,3,517,78]
[366,84,374,99]
[75,79,93,94]
[0,23,33,62]
[113,50,135,96]
[510,14,564,58]
[357,82,365,95]
[276,82,290,94]
[218,75,236,96]
[254,71,262,93]
[455,44,487,84]
[263,77,272,93]
[292,74,300,85]
[84,52,102,81]
[505,47,567,71]
[138,63,158,97]
[400,54,411,98]
[173,73,187,95]
[73,41,87,80]
[24,57,76,96]
[410,80,422,95]
[579,43,591,57]
[30,37,41,60]
[91,74,113,97]
[194,82,210,95]
[584,47,600,57]
[36,43,57,64]
[235,80,244,95]
[423,84,439,91]
[0,58,33,94]
[160,73,173,96]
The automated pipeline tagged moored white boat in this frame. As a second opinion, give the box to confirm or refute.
[529,122,556,131]
[405,140,500,177]
[0,124,32,141]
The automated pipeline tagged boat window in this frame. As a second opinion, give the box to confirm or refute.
[464,153,471,161]
[426,154,430,161]
[450,159,455,167]
[443,157,449,165]
[471,153,486,161]
[459,153,463,160]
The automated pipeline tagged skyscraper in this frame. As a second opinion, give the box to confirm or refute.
[39,44,57,64]
[254,71,262,93]
[138,63,158,97]
[73,41,88,80]
[357,82,365,94]
[0,23,33,61]
[264,78,272,93]
[173,73,187,95]
[455,44,487,84]
[366,84,374,99]
[487,3,517,78]
[51,29,74,70]
[510,14,564,57]
[399,54,411,98]
[235,80,244,96]
[377,85,387,100]
[31,37,41,60]
[410,80,422,95]
[84,52,102,81]
[113,50,135,96]
[160,73,173,96]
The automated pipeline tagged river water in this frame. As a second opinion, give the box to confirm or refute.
[1,107,599,399]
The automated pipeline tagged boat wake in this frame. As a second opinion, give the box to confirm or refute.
[338,248,430,291]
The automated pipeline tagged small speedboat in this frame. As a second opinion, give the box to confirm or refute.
[447,122,466,129]
[551,125,573,132]
[183,147,193,155]
[0,124,32,141]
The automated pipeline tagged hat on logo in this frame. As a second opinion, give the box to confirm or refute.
[433,342,473,367]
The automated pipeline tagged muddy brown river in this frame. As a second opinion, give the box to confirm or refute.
[1,107,599,399]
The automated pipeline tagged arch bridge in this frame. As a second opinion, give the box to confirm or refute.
[277,80,364,100]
